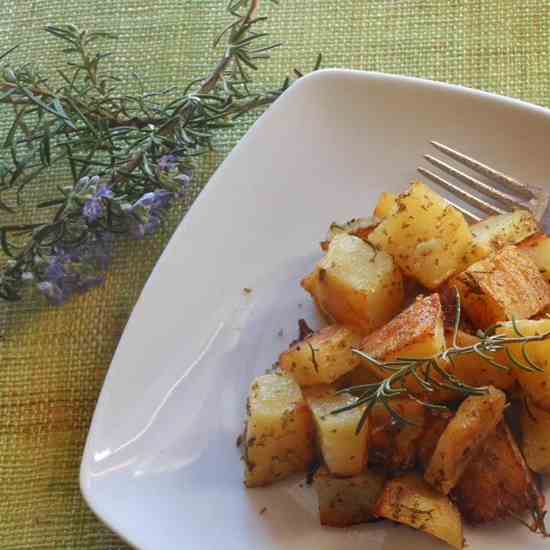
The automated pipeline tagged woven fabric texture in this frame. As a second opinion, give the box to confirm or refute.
[1,1,550,548]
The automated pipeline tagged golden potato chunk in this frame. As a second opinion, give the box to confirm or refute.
[359,293,445,393]
[368,182,479,288]
[471,209,539,255]
[279,324,362,386]
[498,319,550,411]
[416,410,454,469]
[302,233,404,334]
[337,363,381,389]
[244,373,315,487]
[432,330,516,402]
[453,245,550,330]
[304,385,368,476]
[519,233,550,281]
[313,465,385,527]
[373,191,398,219]
[452,421,545,524]
[368,397,425,470]
[425,386,506,494]
[521,397,550,474]
[375,472,464,549]
[321,217,380,251]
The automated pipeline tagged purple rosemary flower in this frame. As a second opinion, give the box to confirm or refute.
[37,233,113,305]
[82,184,114,224]
[157,153,193,197]
[158,154,178,173]
[128,190,173,239]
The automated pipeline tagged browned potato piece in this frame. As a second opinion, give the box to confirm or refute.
[425,386,506,494]
[279,324,362,386]
[368,397,425,470]
[452,245,550,330]
[452,421,545,524]
[313,465,385,527]
[244,374,315,487]
[521,397,550,473]
[373,191,398,219]
[302,234,404,334]
[369,182,481,289]
[498,319,550,411]
[321,217,380,251]
[337,363,381,389]
[519,233,550,281]
[359,293,445,394]
[432,330,516,402]
[375,472,464,549]
[471,210,539,255]
[416,410,454,469]
[304,385,368,476]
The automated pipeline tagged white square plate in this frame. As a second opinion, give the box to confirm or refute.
[81,70,550,549]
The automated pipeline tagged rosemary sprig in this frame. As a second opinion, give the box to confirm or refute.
[0,0,321,304]
[333,292,550,434]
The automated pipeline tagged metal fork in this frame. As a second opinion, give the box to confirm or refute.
[417,141,549,225]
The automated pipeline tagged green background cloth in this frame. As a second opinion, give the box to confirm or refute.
[1,1,550,548]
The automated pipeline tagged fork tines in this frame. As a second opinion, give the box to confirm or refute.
[417,141,543,223]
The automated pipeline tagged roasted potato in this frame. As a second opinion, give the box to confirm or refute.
[304,385,368,476]
[368,182,481,288]
[359,293,445,394]
[432,330,516,402]
[302,233,404,334]
[498,319,550,411]
[452,421,544,524]
[279,324,362,386]
[313,465,385,527]
[321,217,380,251]
[368,397,425,470]
[416,410,454,469]
[373,191,398,219]
[452,245,550,330]
[244,373,315,487]
[425,386,506,494]
[375,472,464,549]
[471,209,539,255]
[337,363,381,389]
[519,233,550,281]
[520,397,550,474]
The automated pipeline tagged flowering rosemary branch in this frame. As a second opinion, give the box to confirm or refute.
[0,0,321,304]
[334,294,550,435]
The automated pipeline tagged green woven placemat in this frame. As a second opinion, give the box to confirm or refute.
[1,1,550,548]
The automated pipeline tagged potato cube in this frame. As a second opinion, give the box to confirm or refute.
[471,209,539,255]
[359,293,445,393]
[424,386,505,494]
[279,324,362,386]
[244,373,315,487]
[432,330,516,402]
[498,319,550,411]
[375,472,464,549]
[452,245,550,330]
[452,421,544,524]
[416,410,454,469]
[368,182,480,288]
[337,363,381,390]
[304,385,368,476]
[521,397,550,474]
[313,465,385,527]
[368,397,425,470]
[302,233,404,334]
[519,233,550,281]
[373,191,398,219]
